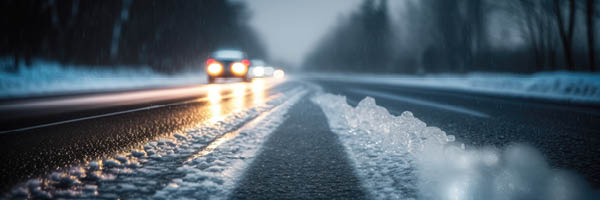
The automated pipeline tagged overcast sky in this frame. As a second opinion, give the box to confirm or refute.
[240,0,363,67]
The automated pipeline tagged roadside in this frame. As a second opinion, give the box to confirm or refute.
[301,72,600,104]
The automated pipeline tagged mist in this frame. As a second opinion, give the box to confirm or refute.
[303,0,599,73]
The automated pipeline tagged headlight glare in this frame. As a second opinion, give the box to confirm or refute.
[231,62,247,76]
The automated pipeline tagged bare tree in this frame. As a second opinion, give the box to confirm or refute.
[553,0,576,70]
[586,0,596,71]
[110,0,134,63]
[48,0,80,63]
[511,0,558,70]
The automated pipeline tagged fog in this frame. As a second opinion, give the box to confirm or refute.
[241,0,362,67]
[1,0,598,73]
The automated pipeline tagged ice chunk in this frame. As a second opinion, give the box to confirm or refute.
[103,159,121,168]
[88,161,102,171]
[50,172,81,186]
[115,155,129,163]
[312,93,597,200]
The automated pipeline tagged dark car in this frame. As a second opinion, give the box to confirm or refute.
[205,49,250,83]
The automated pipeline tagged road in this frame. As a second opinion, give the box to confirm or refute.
[0,79,289,193]
[1,77,599,198]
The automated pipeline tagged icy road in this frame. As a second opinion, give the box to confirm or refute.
[1,76,599,199]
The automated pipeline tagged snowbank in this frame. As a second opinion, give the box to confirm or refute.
[309,72,600,103]
[0,60,205,98]
[312,93,598,200]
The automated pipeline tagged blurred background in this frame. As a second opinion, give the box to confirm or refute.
[0,0,597,74]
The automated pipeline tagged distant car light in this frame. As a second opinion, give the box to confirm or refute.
[207,62,223,76]
[231,62,248,76]
[273,69,285,79]
[252,66,265,77]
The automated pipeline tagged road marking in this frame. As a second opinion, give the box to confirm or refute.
[0,105,166,134]
[349,88,490,118]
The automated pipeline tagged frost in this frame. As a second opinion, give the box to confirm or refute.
[312,93,598,200]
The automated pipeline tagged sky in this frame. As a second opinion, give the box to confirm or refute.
[240,0,363,67]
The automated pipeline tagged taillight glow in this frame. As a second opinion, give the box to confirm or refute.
[241,59,250,66]
[206,58,216,65]
[231,62,248,76]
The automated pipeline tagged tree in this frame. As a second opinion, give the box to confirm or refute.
[109,0,133,63]
[0,0,266,72]
[0,0,51,70]
[553,0,576,70]
[304,0,394,72]
[586,0,596,71]
[511,0,558,70]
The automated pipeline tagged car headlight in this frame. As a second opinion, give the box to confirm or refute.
[273,69,285,79]
[207,62,223,76]
[231,62,247,76]
[252,66,265,77]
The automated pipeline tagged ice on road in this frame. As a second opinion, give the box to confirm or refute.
[313,93,597,200]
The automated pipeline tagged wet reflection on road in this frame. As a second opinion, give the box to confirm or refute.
[205,79,270,123]
[0,78,284,194]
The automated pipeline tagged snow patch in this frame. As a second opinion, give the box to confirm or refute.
[312,93,598,200]
[0,60,205,98]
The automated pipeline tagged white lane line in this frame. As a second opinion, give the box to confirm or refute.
[349,88,490,118]
[0,105,165,134]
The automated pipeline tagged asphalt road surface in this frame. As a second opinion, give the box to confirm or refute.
[0,79,291,192]
[1,77,599,198]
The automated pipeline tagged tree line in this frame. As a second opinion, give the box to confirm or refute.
[0,0,267,72]
[304,0,598,74]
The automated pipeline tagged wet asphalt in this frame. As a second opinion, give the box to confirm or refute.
[230,97,367,200]
[0,81,297,192]
[1,77,599,197]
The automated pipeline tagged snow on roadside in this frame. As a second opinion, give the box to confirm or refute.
[312,93,597,200]
[4,87,306,199]
[0,60,205,98]
[309,72,600,103]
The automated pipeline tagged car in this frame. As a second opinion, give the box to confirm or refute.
[205,49,250,83]
[248,59,276,78]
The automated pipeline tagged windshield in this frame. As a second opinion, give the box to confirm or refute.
[213,50,245,60]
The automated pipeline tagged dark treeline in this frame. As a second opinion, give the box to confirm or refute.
[304,0,599,74]
[0,0,266,72]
